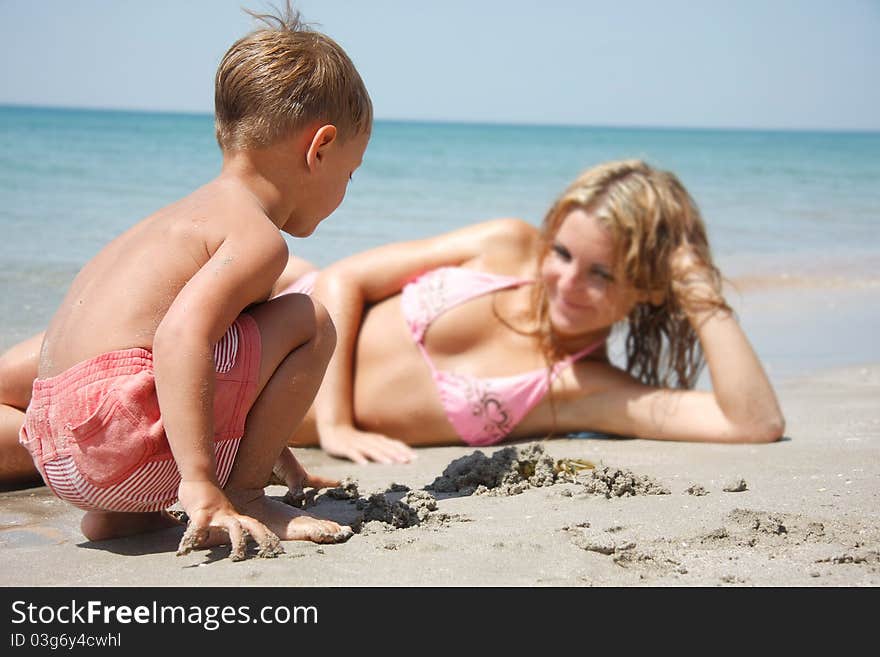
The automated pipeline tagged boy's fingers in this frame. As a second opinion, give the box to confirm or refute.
[225,520,247,562]
[237,517,284,559]
[176,523,209,556]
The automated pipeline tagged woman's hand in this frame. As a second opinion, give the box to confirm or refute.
[319,425,417,465]
[669,242,725,317]
[176,480,281,561]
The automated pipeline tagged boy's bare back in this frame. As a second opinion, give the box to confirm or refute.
[40,179,286,378]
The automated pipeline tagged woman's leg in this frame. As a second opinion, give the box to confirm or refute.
[0,333,43,489]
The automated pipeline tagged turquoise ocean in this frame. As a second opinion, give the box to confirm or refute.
[1,105,879,375]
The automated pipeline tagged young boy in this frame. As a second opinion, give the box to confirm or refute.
[18,6,372,561]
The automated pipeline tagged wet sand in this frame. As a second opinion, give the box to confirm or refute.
[1,279,878,587]
[1,359,878,587]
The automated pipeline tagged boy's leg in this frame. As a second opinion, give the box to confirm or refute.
[287,411,320,447]
[224,293,351,543]
[81,510,183,542]
[0,333,43,488]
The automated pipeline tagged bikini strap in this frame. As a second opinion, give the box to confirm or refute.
[567,338,605,363]
[549,338,606,380]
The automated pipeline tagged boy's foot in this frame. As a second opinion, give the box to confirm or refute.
[227,488,353,544]
[81,509,183,542]
[273,446,340,492]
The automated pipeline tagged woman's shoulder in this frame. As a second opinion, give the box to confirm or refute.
[479,217,539,247]
[466,218,540,276]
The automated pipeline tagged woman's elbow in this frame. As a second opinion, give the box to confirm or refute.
[728,413,786,444]
[312,265,353,299]
[758,412,786,442]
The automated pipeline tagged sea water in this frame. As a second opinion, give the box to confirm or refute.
[1,105,878,375]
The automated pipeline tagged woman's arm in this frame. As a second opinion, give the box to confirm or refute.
[557,246,785,443]
[269,255,317,298]
[311,218,537,463]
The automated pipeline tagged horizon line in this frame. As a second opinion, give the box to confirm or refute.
[2,102,878,136]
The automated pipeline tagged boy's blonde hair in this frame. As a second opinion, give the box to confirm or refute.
[534,160,730,389]
[215,3,372,151]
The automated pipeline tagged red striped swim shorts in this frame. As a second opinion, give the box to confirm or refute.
[19,314,261,513]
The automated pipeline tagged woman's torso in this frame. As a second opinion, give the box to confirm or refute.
[351,263,603,444]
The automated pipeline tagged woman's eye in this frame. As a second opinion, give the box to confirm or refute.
[552,244,570,260]
[591,268,614,283]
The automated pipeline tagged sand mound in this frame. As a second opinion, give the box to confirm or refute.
[356,490,438,529]
[425,443,670,499]
[426,444,568,496]
[578,465,671,498]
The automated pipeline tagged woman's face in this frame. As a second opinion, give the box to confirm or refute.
[540,208,643,340]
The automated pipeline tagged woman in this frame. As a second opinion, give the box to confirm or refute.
[286,159,785,464]
[0,334,45,488]
[0,160,784,481]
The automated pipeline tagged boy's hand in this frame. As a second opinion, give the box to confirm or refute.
[320,426,417,465]
[175,480,283,561]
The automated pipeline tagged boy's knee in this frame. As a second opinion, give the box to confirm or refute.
[273,293,335,359]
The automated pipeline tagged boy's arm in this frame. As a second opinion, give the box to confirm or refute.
[311,218,536,463]
[153,222,287,549]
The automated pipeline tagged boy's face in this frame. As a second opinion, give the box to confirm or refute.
[286,128,370,237]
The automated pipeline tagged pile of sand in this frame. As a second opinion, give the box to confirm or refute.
[302,444,673,535]
[426,443,670,499]
[578,464,671,498]
[427,444,564,496]
[314,479,454,533]
[356,490,438,529]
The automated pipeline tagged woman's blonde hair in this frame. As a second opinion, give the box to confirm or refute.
[214,3,372,151]
[533,160,729,389]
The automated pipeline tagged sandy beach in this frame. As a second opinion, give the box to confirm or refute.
[2,276,878,587]
[1,2,878,602]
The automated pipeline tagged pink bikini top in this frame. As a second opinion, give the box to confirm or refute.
[400,266,603,447]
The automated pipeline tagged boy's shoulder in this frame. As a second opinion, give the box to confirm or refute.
[164,182,289,309]
[177,180,288,258]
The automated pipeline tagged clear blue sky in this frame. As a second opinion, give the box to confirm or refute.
[1,0,878,130]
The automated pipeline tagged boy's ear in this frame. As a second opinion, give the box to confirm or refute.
[305,125,338,171]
